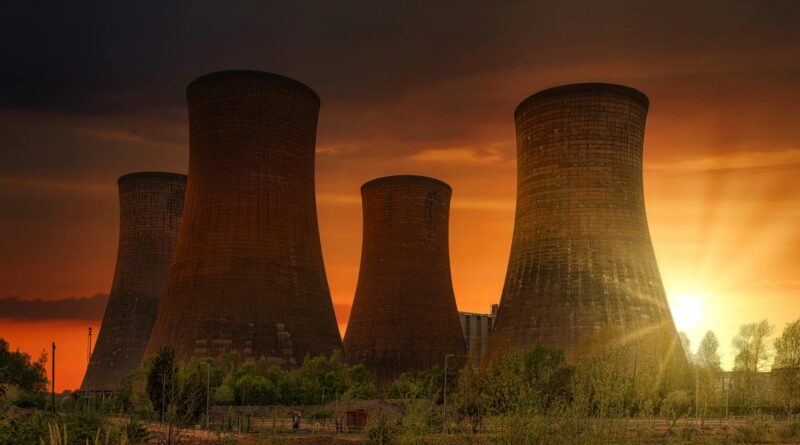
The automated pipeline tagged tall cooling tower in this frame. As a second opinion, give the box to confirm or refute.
[145,71,342,364]
[343,175,466,382]
[489,83,678,361]
[82,172,186,392]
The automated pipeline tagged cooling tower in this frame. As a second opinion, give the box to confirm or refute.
[145,71,342,364]
[81,172,186,392]
[489,83,679,361]
[343,175,466,382]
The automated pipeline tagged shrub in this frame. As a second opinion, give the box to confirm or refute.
[364,407,400,445]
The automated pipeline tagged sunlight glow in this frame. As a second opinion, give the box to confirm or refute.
[669,294,703,331]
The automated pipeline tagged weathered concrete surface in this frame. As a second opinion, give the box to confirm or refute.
[489,83,679,361]
[145,71,342,364]
[344,175,465,382]
[82,172,186,391]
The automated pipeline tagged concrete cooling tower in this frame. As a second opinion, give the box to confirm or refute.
[489,83,679,361]
[81,172,186,392]
[343,175,466,382]
[145,71,342,364]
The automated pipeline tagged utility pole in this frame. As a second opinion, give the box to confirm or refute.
[51,342,55,413]
[206,363,210,430]
[86,326,93,409]
[87,327,92,365]
[725,375,729,426]
[695,365,699,420]
[442,354,454,434]
[161,372,166,424]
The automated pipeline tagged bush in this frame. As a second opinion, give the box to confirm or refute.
[364,407,400,445]
[777,422,800,441]
[120,417,150,443]
[61,410,106,444]
[0,405,55,445]
[661,390,692,426]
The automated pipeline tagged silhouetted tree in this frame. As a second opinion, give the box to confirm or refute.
[773,319,800,420]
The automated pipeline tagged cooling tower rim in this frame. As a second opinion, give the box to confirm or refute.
[187,70,320,105]
[515,83,649,118]
[361,175,452,192]
[117,171,188,185]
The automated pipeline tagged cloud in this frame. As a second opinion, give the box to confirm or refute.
[409,148,503,164]
[752,280,800,289]
[646,148,800,173]
[317,192,360,206]
[0,177,115,195]
[0,294,108,321]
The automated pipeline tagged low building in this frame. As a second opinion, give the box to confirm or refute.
[458,305,498,366]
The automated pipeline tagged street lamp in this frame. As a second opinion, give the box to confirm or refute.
[443,354,455,434]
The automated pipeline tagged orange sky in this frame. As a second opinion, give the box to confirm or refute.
[1,1,799,391]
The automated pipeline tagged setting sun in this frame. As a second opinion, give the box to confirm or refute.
[669,294,704,331]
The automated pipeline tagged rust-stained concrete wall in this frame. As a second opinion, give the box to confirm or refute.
[489,83,679,361]
[145,71,342,364]
[344,175,465,382]
[82,172,186,391]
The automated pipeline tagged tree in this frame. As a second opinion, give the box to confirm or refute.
[733,320,774,373]
[732,320,774,409]
[696,331,721,371]
[695,331,721,418]
[147,347,177,420]
[678,331,693,363]
[387,366,447,402]
[0,338,48,409]
[0,338,48,392]
[773,319,800,420]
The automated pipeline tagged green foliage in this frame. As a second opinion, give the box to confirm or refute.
[773,319,800,418]
[119,417,149,443]
[661,390,692,425]
[776,422,800,441]
[0,338,49,410]
[213,383,236,405]
[364,406,400,445]
[146,347,177,419]
[388,366,448,402]
[0,338,48,393]
[59,410,105,444]
[451,364,486,432]
[481,344,571,415]
[112,348,378,418]
[402,400,442,438]
[114,369,152,416]
[733,320,774,373]
[0,404,55,445]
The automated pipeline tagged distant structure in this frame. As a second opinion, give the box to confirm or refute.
[458,304,498,366]
[489,83,679,361]
[145,71,342,364]
[82,172,186,392]
[343,175,466,382]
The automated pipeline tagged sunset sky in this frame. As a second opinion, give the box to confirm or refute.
[1,1,799,391]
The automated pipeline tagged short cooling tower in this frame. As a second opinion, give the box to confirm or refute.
[489,83,679,361]
[343,175,466,382]
[145,71,342,364]
[81,172,186,391]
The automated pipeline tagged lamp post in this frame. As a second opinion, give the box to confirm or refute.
[443,354,455,434]
[206,362,210,430]
[51,342,55,413]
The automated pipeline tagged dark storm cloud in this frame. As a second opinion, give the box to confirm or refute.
[2,0,797,115]
[0,294,108,321]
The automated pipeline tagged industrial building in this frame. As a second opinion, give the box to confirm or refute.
[82,172,186,391]
[458,305,498,366]
[489,83,680,361]
[145,71,342,364]
[343,175,466,382]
